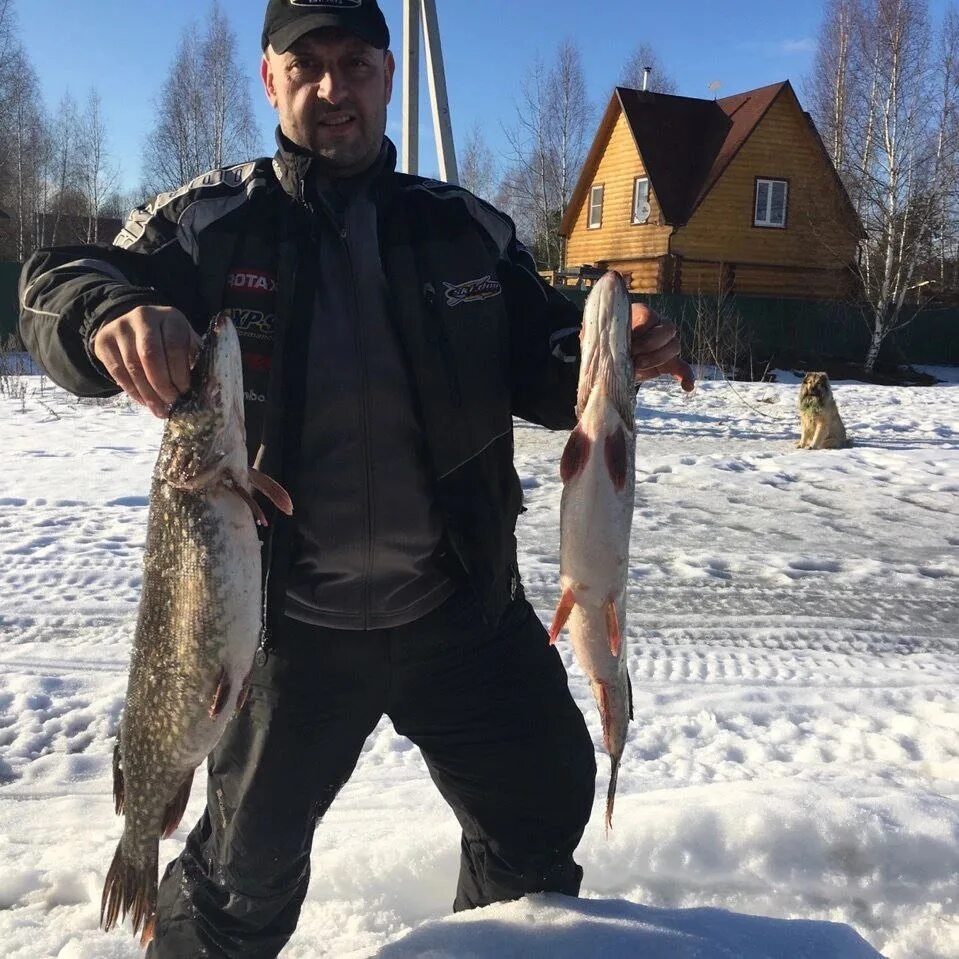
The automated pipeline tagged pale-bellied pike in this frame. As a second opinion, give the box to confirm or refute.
[550,271,635,830]
[100,314,292,946]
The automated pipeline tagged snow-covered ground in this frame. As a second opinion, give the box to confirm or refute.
[0,359,956,958]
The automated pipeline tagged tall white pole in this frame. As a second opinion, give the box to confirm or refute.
[401,0,420,175]
[420,0,458,184]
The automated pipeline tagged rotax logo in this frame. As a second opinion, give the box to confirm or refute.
[227,270,277,295]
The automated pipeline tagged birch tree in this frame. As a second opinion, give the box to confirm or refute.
[6,48,46,258]
[48,92,80,245]
[0,0,21,234]
[809,0,959,369]
[458,124,497,203]
[502,60,559,268]
[143,0,258,194]
[502,40,592,269]
[76,88,119,243]
[805,0,863,175]
[0,0,14,82]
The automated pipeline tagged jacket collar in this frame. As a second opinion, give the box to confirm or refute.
[272,129,398,202]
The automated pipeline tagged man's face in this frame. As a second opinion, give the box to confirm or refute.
[261,28,395,176]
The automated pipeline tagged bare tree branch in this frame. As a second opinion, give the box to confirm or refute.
[458,123,497,202]
[142,0,259,194]
[499,41,592,269]
[619,43,678,94]
[808,0,959,369]
[77,89,119,244]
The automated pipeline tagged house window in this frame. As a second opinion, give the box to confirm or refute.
[588,184,604,229]
[632,177,650,224]
[754,178,788,228]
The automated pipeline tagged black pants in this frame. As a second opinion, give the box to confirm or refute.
[147,590,596,958]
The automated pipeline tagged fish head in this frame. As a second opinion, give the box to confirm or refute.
[160,314,248,492]
[577,271,634,422]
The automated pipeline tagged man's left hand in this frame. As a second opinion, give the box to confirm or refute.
[630,303,695,392]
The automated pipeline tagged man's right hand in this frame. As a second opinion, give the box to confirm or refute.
[92,306,202,418]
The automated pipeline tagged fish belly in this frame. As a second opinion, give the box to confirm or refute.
[120,483,261,840]
[559,390,634,670]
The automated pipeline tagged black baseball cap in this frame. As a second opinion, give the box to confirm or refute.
[262,0,390,53]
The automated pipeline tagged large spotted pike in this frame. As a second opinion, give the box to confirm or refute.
[549,271,635,830]
[100,314,292,945]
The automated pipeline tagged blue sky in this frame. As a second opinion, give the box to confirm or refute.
[12,0,956,193]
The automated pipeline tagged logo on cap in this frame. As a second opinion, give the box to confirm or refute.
[289,1,363,7]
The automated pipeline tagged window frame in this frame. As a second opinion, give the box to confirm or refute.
[588,183,605,229]
[753,176,790,229]
[631,176,651,225]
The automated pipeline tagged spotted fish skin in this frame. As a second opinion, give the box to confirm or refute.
[550,271,635,830]
[100,315,290,946]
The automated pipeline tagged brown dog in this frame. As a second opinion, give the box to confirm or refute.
[797,372,850,449]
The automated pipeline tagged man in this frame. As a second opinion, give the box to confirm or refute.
[20,2,693,955]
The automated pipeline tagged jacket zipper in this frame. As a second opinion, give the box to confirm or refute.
[342,222,376,630]
[256,207,303,666]
[423,282,463,408]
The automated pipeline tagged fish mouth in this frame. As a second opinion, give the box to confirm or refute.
[595,270,628,295]
[170,315,231,416]
[161,314,244,491]
[577,271,634,422]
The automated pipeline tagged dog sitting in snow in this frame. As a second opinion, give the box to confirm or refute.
[797,372,851,449]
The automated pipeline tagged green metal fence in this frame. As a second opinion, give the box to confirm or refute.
[2,259,957,366]
[0,261,20,343]
[557,287,959,368]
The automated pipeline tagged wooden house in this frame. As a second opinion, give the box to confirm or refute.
[560,81,862,299]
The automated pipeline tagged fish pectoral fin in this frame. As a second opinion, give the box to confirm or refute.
[228,480,269,527]
[249,467,294,516]
[160,769,196,840]
[605,598,622,657]
[141,914,158,947]
[235,671,253,716]
[548,588,576,644]
[209,668,232,719]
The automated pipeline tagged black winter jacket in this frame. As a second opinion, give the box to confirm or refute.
[19,138,583,631]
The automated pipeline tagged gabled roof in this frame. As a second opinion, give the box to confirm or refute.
[561,81,795,235]
[695,82,789,213]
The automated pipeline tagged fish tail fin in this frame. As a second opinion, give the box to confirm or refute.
[100,839,158,945]
[548,587,576,645]
[605,754,620,834]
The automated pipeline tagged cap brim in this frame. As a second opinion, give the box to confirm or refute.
[267,14,385,53]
